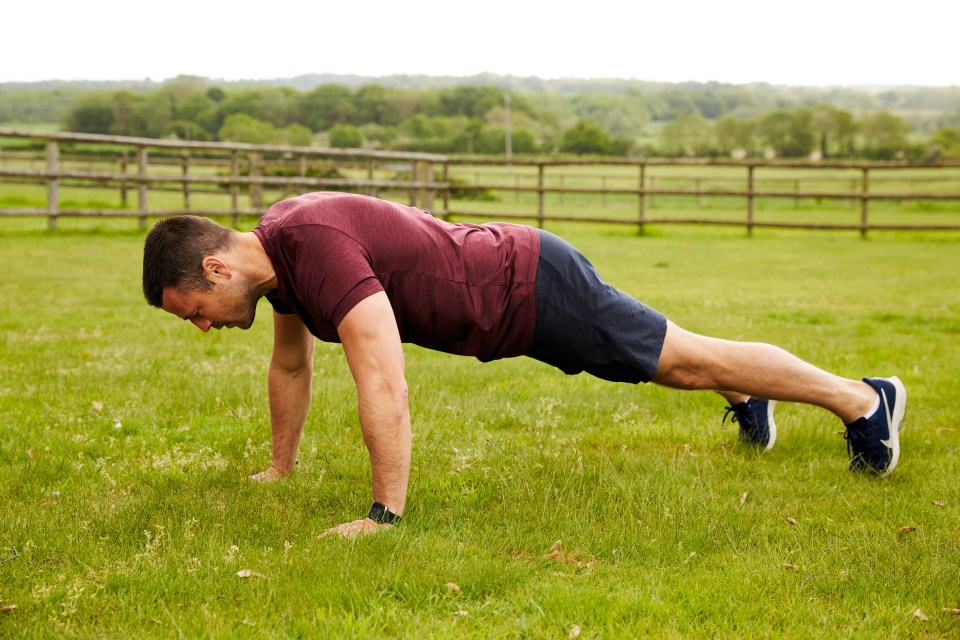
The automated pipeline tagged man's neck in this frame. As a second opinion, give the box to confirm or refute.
[237,232,279,295]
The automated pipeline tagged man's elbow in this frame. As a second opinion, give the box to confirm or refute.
[270,356,313,378]
[361,376,409,409]
[381,378,409,406]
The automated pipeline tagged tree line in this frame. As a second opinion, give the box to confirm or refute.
[2,75,959,160]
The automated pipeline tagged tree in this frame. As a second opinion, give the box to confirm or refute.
[928,128,960,159]
[329,123,363,148]
[858,111,910,160]
[161,75,208,121]
[660,113,713,157]
[811,104,857,157]
[282,124,313,147]
[560,119,614,155]
[757,109,815,158]
[359,123,398,148]
[164,120,211,141]
[63,92,114,133]
[218,113,277,144]
[474,125,538,155]
[568,93,650,138]
[452,120,485,154]
[108,91,144,136]
[433,86,503,118]
[298,84,357,131]
[714,116,756,157]
[354,85,401,126]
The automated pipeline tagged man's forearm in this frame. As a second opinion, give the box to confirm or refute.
[268,360,313,474]
[358,386,412,515]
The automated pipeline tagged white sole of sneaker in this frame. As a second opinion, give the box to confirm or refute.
[765,400,778,451]
[879,376,906,476]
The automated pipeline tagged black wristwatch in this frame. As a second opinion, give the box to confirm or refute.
[367,501,402,524]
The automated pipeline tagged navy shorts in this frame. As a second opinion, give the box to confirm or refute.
[527,230,667,384]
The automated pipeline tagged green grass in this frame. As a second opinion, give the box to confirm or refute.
[1,219,959,638]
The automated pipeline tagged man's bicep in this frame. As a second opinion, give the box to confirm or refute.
[272,310,314,371]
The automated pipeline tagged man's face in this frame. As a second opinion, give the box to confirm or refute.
[161,275,260,332]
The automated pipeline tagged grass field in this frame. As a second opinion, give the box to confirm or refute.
[1,214,959,638]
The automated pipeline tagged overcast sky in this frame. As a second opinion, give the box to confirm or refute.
[2,1,956,87]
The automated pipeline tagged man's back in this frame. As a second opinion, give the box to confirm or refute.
[253,192,540,360]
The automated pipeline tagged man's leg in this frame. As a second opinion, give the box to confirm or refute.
[652,320,875,423]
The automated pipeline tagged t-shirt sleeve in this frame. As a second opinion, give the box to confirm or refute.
[287,226,385,328]
[264,291,295,315]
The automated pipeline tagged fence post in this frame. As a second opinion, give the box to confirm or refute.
[638,163,646,235]
[537,163,545,229]
[46,140,59,230]
[860,167,869,238]
[424,161,435,211]
[296,153,308,198]
[119,150,128,208]
[366,158,375,197]
[230,150,239,228]
[746,164,755,237]
[414,160,430,210]
[181,152,191,210]
[442,161,450,220]
[250,152,263,211]
[137,146,148,230]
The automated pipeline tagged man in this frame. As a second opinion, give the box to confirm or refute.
[142,192,906,537]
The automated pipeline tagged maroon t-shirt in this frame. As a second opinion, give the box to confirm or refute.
[252,192,540,361]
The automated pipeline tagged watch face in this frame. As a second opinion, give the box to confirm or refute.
[370,502,386,521]
[368,502,400,524]
[369,501,389,523]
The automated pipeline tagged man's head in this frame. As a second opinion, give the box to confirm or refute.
[143,215,234,306]
[143,216,261,331]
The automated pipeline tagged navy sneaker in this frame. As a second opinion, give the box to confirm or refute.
[844,376,906,476]
[724,397,777,451]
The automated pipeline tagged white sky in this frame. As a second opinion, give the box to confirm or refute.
[2,0,957,87]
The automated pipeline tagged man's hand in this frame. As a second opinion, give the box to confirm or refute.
[249,464,289,483]
[320,518,389,539]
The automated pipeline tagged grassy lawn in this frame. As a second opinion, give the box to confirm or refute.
[0,214,959,638]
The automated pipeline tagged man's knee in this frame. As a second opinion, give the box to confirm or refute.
[651,321,722,390]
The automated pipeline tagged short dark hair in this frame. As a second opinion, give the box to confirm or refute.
[142,215,236,307]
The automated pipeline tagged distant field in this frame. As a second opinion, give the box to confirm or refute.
[1,219,958,638]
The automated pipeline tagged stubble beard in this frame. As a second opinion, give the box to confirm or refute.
[221,279,261,330]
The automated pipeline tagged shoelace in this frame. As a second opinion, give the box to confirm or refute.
[844,423,868,460]
[723,405,750,429]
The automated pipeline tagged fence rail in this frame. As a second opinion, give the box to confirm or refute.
[2,128,959,235]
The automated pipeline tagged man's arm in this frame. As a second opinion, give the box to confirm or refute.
[324,291,412,537]
[251,310,315,481]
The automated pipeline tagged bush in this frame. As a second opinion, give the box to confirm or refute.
[329,124,363,148]
[559,119,614,155]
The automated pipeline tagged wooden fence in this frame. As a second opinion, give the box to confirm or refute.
[2,128,959,235]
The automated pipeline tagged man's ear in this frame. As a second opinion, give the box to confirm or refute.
[201,256,232,280]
